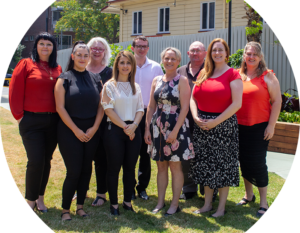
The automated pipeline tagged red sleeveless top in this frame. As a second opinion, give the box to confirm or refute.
[236,70,272,126]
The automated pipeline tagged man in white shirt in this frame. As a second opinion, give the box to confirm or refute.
[131,36,164,200]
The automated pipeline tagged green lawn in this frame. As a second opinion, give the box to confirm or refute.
[1,107,285,233]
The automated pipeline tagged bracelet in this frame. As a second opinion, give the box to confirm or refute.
[133,122,138,127]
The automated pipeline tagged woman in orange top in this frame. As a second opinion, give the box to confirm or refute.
[236,42,281,217]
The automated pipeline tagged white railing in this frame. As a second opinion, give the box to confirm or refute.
[57,25,297,93]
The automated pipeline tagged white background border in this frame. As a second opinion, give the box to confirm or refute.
[0,0,299,232]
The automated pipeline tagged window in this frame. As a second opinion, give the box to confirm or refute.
[24,36,28,41]
[30,36,34,41]
[200,1,215,31]
[52,10,63,25]
[132,11,142,35]
[158,7,170,33]
[55,35,72,50]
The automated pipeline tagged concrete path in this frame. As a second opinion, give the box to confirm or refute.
[1,87,296,180]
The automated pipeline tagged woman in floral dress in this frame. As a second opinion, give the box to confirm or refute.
[145,47,194,216]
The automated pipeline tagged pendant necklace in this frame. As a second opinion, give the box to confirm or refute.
[39,62,53,80]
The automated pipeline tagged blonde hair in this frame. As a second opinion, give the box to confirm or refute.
[87,37,112,66]
[194,38,230,86]
[111,51,137,95]
[160,47,181,63]
[239,42,268,81]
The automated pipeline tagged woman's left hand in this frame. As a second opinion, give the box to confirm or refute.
[86,126,98,141]
[201,119,218,130]
[129,132,135,141]
[264,124,275,140]
[124,124,137,136]
[166,130,178,144]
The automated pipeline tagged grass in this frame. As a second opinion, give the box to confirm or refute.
[0,107,285,233]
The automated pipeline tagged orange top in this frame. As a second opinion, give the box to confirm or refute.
[236,70,272,126]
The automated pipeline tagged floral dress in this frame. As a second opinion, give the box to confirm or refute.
[148,74,195,162]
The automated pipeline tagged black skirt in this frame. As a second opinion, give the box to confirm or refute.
[188,110,240,189]
[238,122,269,187]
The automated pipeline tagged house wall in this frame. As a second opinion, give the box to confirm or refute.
[118,0,247,42]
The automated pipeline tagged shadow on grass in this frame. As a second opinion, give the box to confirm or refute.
[36,195,263,232]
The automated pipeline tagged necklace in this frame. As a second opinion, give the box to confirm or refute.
[39,62,53,80]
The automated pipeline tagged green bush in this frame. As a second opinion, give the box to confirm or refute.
[278,111,300,124]
[108,44,133,68]
[229,49,244,68]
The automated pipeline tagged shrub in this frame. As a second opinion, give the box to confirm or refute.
[229,49,244,68]
[108,44,133,68]
[278,111,300,124]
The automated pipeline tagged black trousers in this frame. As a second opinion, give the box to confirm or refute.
[58,117,100,210]
[93,134,107,194]
[104,122,142,205]
[19,111,59,201]
[134,108,151,193]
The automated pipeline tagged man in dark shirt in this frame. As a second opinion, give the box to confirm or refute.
[177,41,206,200]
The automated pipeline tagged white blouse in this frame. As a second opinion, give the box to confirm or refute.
[101,81,144,122]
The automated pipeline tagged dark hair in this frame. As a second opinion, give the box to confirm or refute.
[65,40,85,71]
[31,32,58,68]
[132,36,149,47]
[66,44,89,71]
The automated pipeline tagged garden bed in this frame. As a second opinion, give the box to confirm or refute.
[268,121,299,154]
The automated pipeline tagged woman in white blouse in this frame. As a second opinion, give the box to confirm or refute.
[101,51,144,215]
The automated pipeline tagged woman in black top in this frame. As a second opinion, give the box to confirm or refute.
[86,37,112,207]
[54,44,103,221]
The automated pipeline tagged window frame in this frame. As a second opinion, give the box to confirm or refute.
[200,1,215,32]
[158,7,170,33]
[52,10,63,25]
[24,36,28,42]
[29,36,34,41]
[132,11,142,35]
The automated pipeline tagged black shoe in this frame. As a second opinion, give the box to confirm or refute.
[35,202,48,213]
[76,208,89,217]
[122,202,136,212]
[164,206,181,216]
[138,191,149,200]
[110,205,120,216]
[151,203,166,214]
[179,192,196,200]
[236,194,256,206]
[92,196,107,206]
[256,207,268,217]
[131,192,137,200]
[61,212,72,221]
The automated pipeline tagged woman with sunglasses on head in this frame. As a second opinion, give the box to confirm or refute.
[189,38,243,217]
[235,42,281,217]
[86,37,112,207]
[55,44,103,221]
[101,51,144,215]
[9,32,62,212]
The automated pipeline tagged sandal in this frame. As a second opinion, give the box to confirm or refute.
[61,212,72,221]
[236,194,256,206]
[256,207,268,217]
[92,196,107,206]
[76,208,89,217]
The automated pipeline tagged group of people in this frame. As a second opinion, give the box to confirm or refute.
[9,32,281,221]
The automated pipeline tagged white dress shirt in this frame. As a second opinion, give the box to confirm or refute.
[101,81,144,122]
[135,57,164,108]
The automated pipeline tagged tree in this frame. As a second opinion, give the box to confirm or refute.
[52,0,119,44]
[7,44,26,74]
[226,1,263,43]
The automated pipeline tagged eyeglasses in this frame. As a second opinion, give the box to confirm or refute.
[91,47,106,53]
[189,49,205,54]
[134,45,148,50]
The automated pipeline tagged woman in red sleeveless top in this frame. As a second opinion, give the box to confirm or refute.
[189,38,243,217]
[236,42,281,217]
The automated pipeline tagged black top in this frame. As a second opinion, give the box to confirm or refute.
[99,66,112,136]
[59,69,102,119]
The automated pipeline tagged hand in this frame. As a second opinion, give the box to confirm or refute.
[124,124,137,136]
[86,126,97,141]
[144,129,152,145]
[194,117,209,130]
[129,132,135,141]
[166,130,178,144]
[264,124,275,140]
[17,117,23,124]
[74,128,90,142]
[200,119,217,130]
